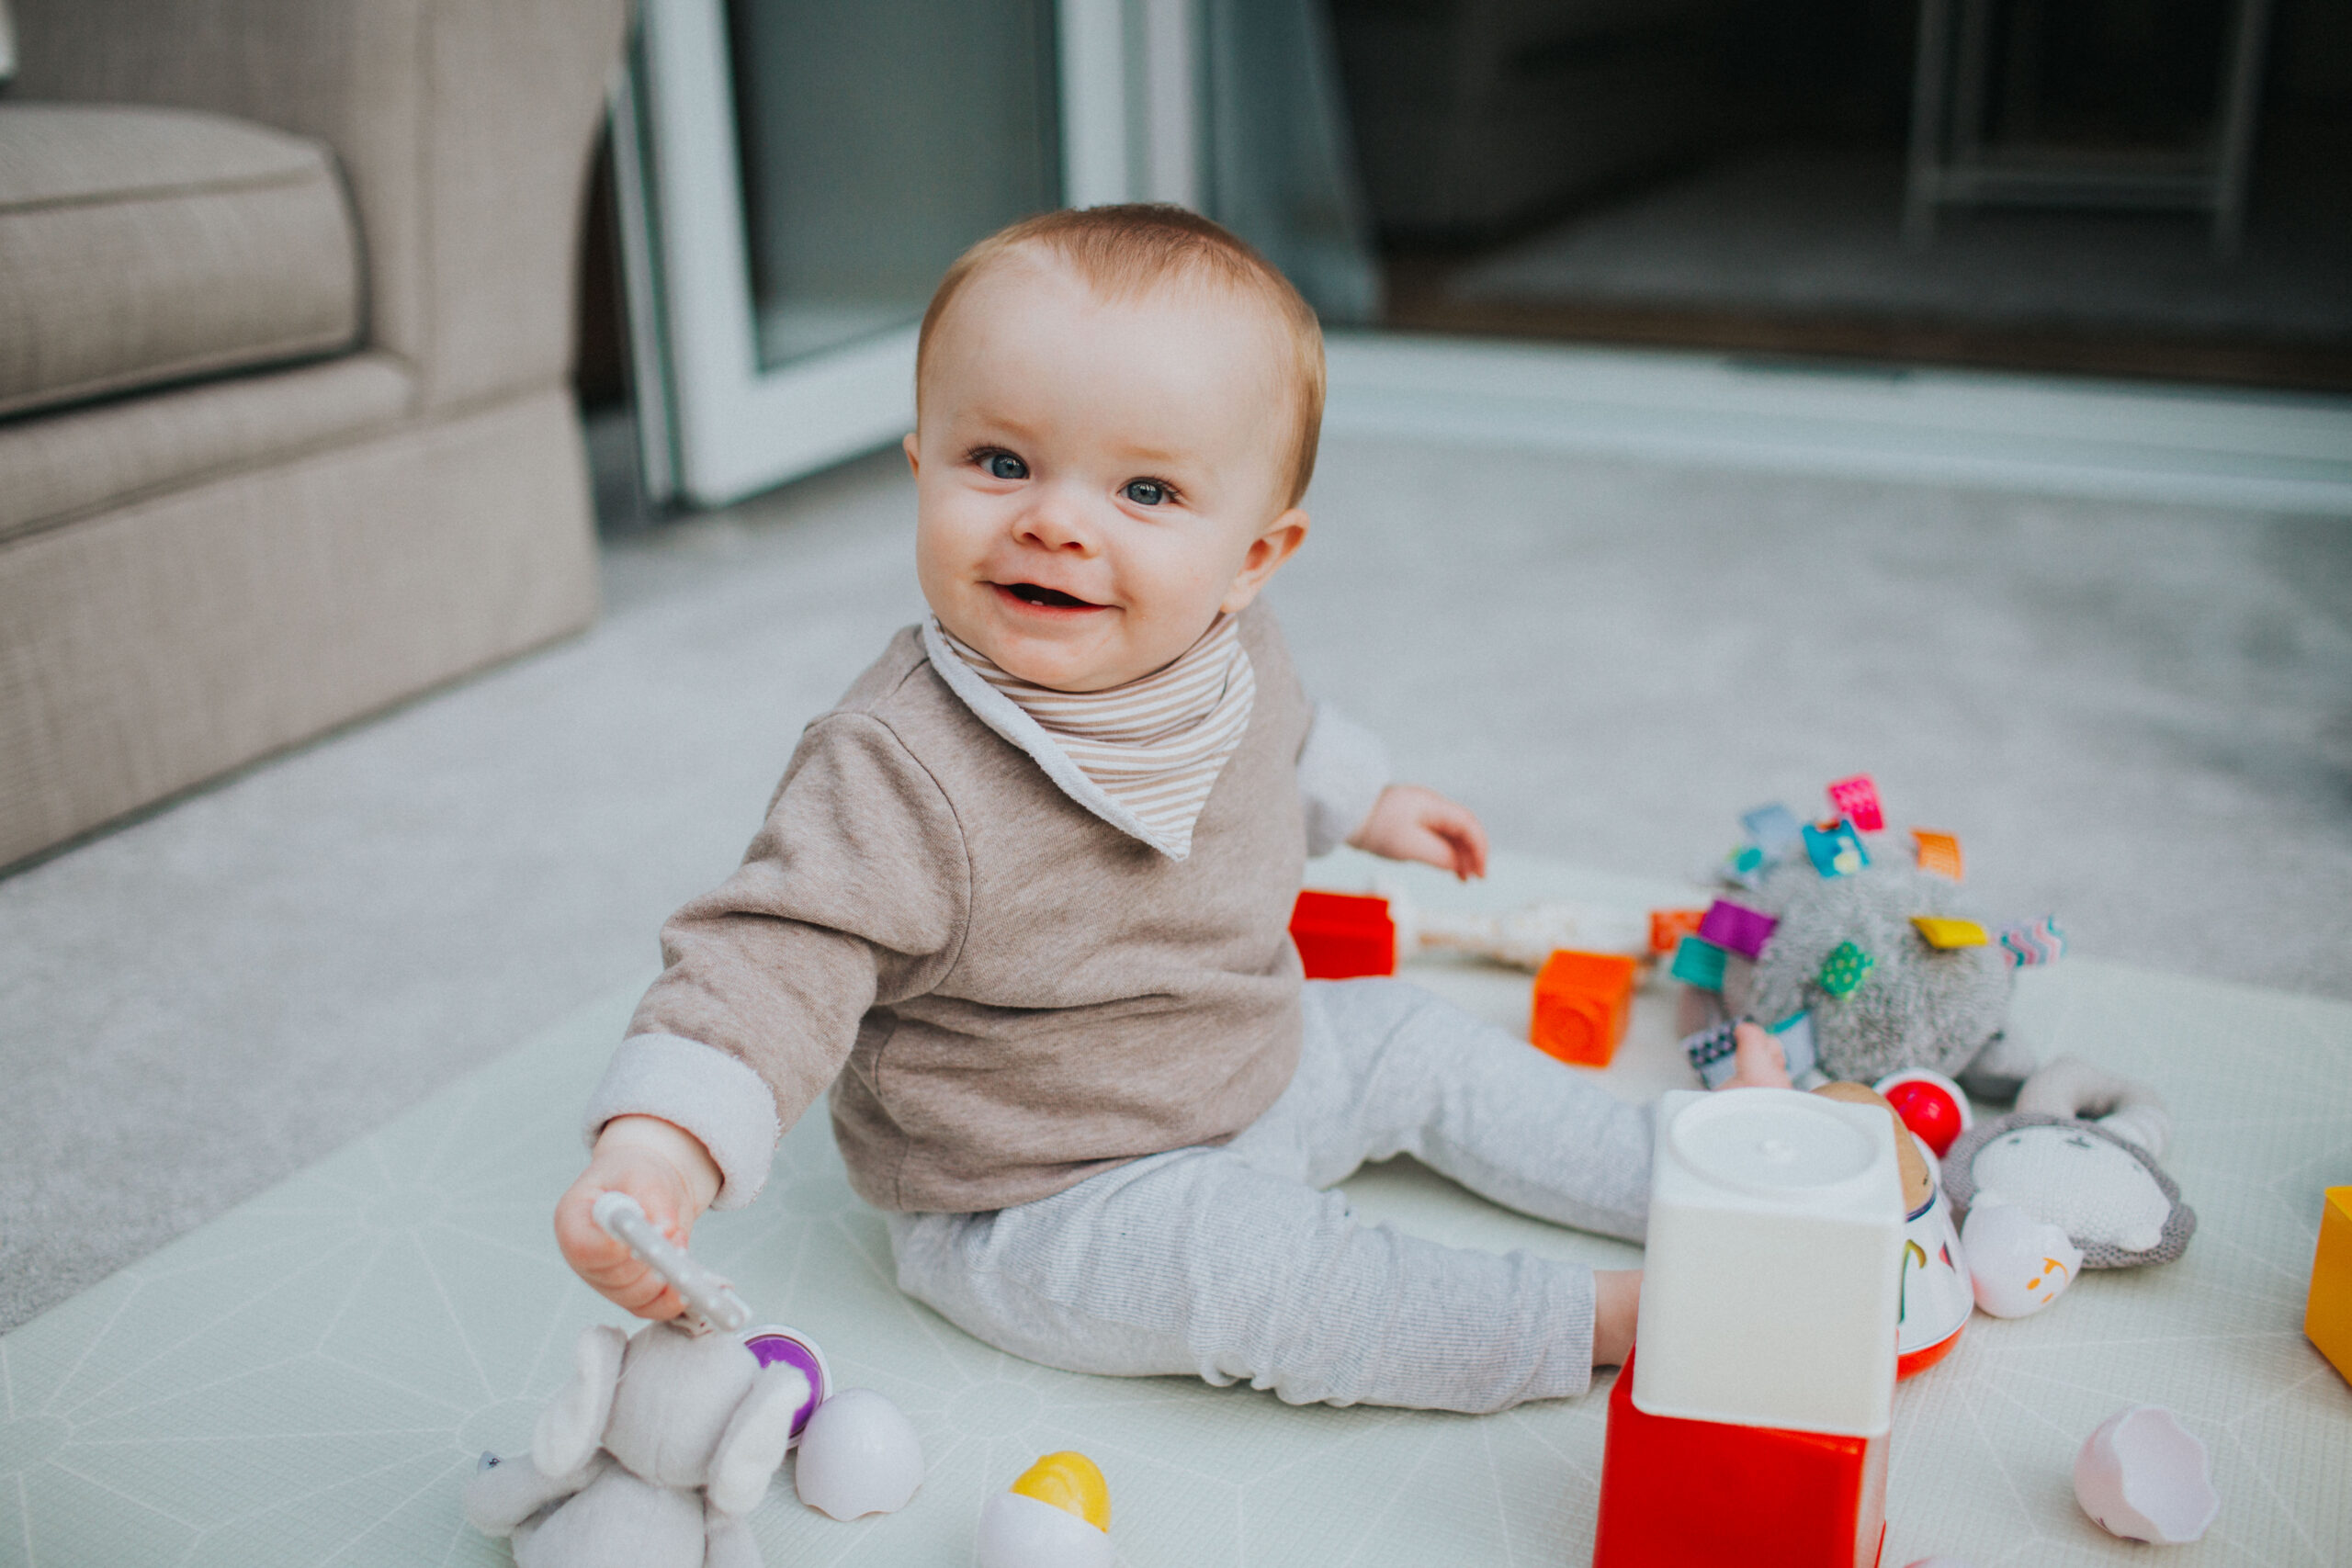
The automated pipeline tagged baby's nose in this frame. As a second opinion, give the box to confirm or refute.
[1018,495,1098,553]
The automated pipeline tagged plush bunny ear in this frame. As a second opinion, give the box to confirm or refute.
[2016,1055,2172,1156]
[533,1325,627,1478]
[705,1363,810,1517]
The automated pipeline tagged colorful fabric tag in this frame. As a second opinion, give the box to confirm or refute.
[1911,829,1963,882]
[1999,917,2065,968]
[1649,908,1708,955]
[1769,1010,1820,1079]
[1911,915,1989,949]
[1699,898,1780,959]
[1724,842,1770,887]
[1802,819,1870,877]
[1817,941,1875,998]
[1685,1021,1740,1088]
[1741,803,1804,857]
[1669,934,1730,991]
[1826,774,1884,833]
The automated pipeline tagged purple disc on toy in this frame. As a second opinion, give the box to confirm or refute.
[742,1325,830,1442]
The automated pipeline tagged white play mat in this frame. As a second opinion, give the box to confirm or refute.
[3,852,2346,1566]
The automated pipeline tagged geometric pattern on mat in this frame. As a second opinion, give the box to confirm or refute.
[1,851,2346,1567]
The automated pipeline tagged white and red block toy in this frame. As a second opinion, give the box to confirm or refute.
[1596,1089,1907,1568]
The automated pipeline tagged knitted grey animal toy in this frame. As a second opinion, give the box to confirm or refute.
[1943,1057,2197,1269]
[1714,854,2034,1093]
[464,1319,809,1568]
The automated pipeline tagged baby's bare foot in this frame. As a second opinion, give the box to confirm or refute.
[1723,1021,1792,1089]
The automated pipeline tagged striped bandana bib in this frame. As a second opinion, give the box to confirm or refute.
[929,615,1257,860]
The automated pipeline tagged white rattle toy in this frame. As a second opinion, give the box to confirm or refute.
[463,1194,919,1566]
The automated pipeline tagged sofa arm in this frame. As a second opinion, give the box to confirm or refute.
[13,0,628,412]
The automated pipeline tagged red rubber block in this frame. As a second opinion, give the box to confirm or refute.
[1289,890,1396,980]
[1595,1349,1887,1568]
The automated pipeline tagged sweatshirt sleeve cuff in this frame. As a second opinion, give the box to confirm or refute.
[1297,702,1393,857]
[582,1034,782,1211]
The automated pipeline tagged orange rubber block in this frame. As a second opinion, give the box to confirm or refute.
[2308,1187,2352,1384]
[1595,1349,1888,1568]
[1530,949,1638,1067]
[1289,890,1396,980]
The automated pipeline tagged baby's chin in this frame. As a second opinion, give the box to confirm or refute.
[958,620,1196,694]
[993,645,1155,693]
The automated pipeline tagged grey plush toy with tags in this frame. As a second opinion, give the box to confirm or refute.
[463,1318,808,1568]
[1714,855,2036,1095]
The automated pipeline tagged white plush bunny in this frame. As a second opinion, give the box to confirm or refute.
[464,1320,808,1568]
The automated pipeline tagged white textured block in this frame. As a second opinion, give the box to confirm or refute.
[1633,1089,1905,1436]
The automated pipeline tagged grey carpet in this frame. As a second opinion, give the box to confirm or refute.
[3,434,2347,1332]
[1449,145,2352,343]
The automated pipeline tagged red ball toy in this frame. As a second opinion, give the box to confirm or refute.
[1875,1070,1971,1157]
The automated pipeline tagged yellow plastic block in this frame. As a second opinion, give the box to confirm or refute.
[1911,916,1989,950]
[2308,1187,2352,1384]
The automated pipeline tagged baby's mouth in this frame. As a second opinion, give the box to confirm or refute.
[997,581,1102,610]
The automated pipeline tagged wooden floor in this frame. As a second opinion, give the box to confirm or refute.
[1386,253,2352,395]
[1381,123,2352,395]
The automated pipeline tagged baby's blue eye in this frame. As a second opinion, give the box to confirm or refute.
[1123,479,1169,506]
[986,452,1028,480]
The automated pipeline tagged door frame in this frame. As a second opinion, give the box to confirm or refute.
[621,0,1201,509]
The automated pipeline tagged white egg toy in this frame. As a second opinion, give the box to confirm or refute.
[977,1451,1112,1568]
[2075,1404,2219,1543]
[793,1388,925,1520]
[1960,1195,2082,1318]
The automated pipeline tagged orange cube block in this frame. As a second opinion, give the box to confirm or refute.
[1531,949,1639,1067]
[2308,1187,2352,1385]
[1289,890,1396,980]
[1649,908,1708,955]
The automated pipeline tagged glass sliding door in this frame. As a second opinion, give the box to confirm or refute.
[728,3,1062,372]
[623,0,1171,507]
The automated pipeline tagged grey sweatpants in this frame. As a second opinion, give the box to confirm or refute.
[888,977,1653,1413]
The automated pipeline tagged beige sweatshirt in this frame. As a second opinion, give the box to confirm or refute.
[586,604,1393,1214]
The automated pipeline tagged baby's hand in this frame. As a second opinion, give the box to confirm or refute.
[1347,784,1489,880]
[554,1115,722,1321]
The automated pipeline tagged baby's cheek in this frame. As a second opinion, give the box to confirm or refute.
[1124,536,1227,615]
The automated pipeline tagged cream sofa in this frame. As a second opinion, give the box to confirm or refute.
[0,0,628,868]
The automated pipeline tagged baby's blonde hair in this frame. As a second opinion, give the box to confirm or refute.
[917,205,1326,508]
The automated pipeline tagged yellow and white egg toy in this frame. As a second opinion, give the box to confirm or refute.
[977,1450,1112,1568]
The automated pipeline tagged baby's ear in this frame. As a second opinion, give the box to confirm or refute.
[1220,508,1310,615]
[533,1325,626,1476]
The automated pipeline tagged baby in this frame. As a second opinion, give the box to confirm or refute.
[556,205,1787,1411]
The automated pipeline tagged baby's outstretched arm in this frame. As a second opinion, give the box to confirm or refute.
[554,1115,722,1320]
[1348,784,1489,880]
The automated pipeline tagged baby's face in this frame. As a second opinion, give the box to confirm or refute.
[909,256,1307,692]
